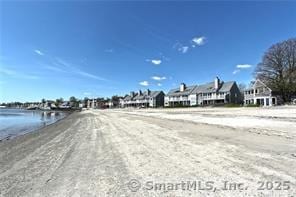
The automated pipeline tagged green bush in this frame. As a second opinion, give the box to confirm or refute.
[224,103,242,108]
[246,104,260,107]
[164,103,200,108]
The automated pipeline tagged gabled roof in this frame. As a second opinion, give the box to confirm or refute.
[245,79,272,91]
[150,91,163,98]
[123,95,134,101]
[166,85,197,96]
[219,81,236,92]
[123,90,163,101]
[167,81,236,96]
[193,81,235,93]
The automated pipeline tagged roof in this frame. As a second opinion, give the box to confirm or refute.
[123,95,133,101]
[245,79,272,91]
[167,81,235,96]
[218,81,236,92]
[123,90,163,101]
[166,85,197,96]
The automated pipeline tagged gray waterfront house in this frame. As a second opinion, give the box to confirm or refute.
[244,79,282,106]
[120,89,165,108]
[165,77,242,107]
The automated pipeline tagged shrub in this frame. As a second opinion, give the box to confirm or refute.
[224,103,242,108]
[246,104,260,107]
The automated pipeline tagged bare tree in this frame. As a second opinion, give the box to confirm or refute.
[255,38,296,102]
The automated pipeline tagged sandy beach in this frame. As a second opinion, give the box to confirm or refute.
[0,107,295,196]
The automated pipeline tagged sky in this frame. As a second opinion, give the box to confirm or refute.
[0,1,296,102]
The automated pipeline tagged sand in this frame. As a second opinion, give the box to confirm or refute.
[0,107,295,196]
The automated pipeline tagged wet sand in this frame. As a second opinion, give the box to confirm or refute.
[0,107,295,196]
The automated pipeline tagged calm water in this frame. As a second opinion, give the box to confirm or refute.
[0,109,67,140]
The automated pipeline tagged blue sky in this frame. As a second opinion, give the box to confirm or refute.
[0,1,295,102]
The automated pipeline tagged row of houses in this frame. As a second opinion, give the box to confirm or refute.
[118,77,283,108]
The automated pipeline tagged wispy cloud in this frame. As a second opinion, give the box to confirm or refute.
[178,46,189,54]
[236,64,252,69]
[192,36,206,46]
[151,76,166,81]
[139,81,149,86]
[159,53,170,61]
[34,49,44,56]
[233,64,252,75]
[55,58,72,68]
[54,57,107,81]
[44,65,65,73]
[76,70,106,81]
[174,36,206,54]
[157,83,162,86]
[232,69,240,75]
[0,67,39,79]
[174,42,189,54]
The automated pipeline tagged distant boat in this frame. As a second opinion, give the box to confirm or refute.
[0,106,6,108]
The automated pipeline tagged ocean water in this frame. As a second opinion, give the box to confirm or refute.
[0,109,67,140]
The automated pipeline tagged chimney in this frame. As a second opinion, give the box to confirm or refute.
[138,90,142,96]
[214,76,220,90]
[130,91,135,97]
[180,83,186,92]
[147,89,151,95]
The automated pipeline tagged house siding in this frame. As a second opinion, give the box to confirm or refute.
[244,80,282,106]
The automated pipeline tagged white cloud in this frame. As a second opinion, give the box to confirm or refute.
[178,46,189,54]
[232,69,240,75]
[192,36,206,46]
[151,76,166,81]
[174,36,206,54]
[157,83,162,86]
[139,81,149,86]
[236,64,252,69]
[34,49,44,56]
[151,59,162,65]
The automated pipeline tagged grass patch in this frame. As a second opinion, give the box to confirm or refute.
[164,103,200,108]
[246,104,260,107]
[223,103,242,108]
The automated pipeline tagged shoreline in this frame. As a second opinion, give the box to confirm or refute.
[0,110,73,142]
